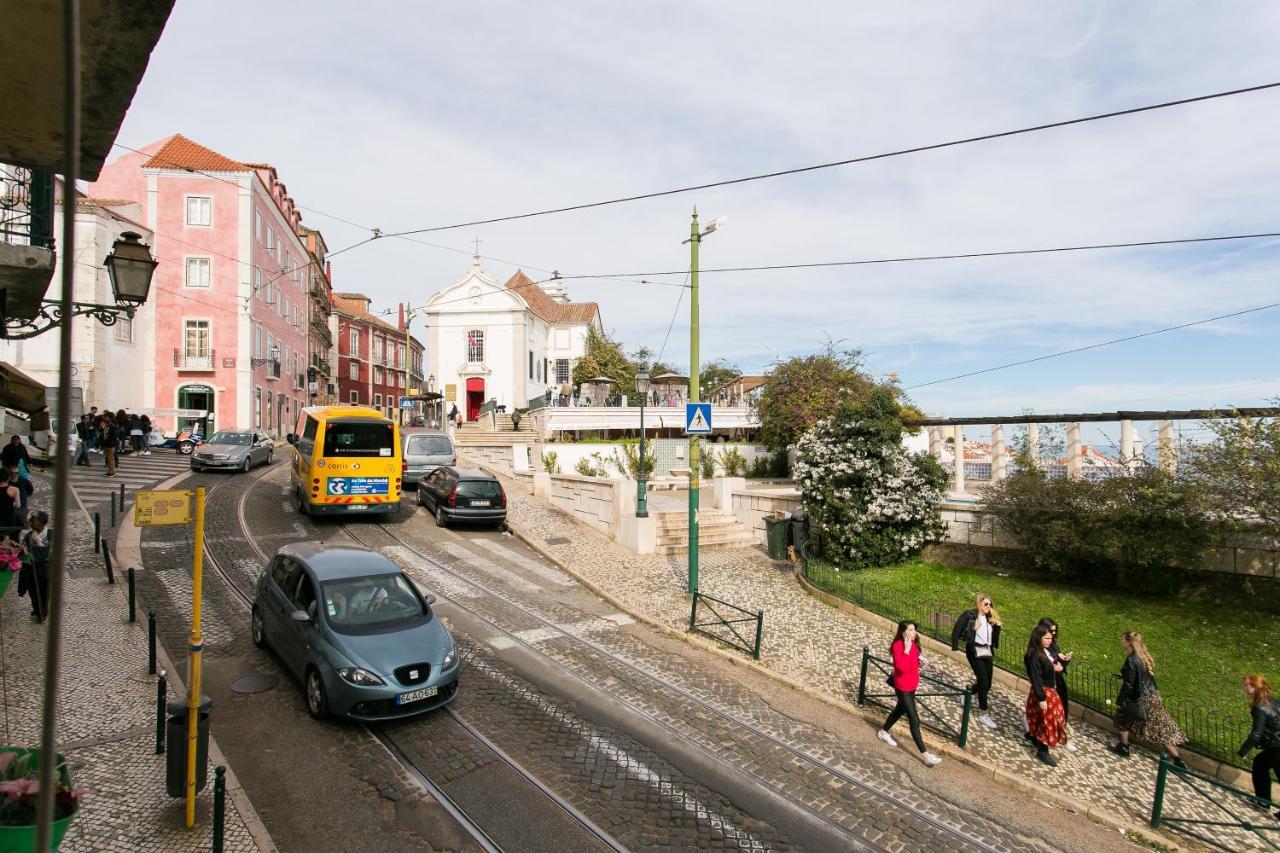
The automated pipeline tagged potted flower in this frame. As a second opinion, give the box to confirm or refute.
[0,747,82,851]
[0,541,21,598]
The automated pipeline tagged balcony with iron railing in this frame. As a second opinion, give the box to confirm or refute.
[0,166,56,321]
[310,355,331,376]
[174,348,216,371]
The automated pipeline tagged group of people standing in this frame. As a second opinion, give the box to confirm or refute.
[73,408,152,476]
[0,439,52,622]
[874,592,1280,817]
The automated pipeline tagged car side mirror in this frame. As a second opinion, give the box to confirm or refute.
[424,594,437,607]
[286,433,298,445]
[290,609,311,623]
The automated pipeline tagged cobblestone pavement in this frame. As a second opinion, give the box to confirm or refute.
[492,473,1268,852]
[0,469,259,852]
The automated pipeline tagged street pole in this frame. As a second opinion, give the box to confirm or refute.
[637,396,648,518]
[186,487,206,828]
[687,209,700,594]
[402,305,413,426]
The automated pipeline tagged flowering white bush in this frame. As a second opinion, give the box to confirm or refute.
[794,388,947,568]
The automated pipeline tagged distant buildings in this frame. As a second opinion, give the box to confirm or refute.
[332,292,425,420]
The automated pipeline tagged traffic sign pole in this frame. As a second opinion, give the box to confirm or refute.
[688,209,700,595]
[185,487,205,828]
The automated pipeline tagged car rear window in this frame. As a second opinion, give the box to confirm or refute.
[322,421,395,457]
[406,435,453,456]
[457,479,501,498]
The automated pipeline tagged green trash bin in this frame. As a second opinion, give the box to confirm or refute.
[764,515,790,559]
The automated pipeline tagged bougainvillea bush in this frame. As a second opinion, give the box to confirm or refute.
[794,387,948,569]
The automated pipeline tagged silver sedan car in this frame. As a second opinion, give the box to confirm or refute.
[190,430,274,473]
[251,543,459,721]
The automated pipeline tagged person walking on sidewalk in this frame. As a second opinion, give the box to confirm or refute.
[17,511,51,622]
[139,414,153,456]
[951,593,1001,730]
[1108,631,1188,768]
[1238,674,1280,815]
[877,620,943,767]
[128,413,144,455]
[1038,617,1077,753]
[115,409,129,455]
[1025,624,1068,766]
[74,415,92,466]
[101,415,118,477]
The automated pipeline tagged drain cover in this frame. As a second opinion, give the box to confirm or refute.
[544,536,571,545]
[229,672,279,694]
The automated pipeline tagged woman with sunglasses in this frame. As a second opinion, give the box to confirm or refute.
[950,593,1001,730]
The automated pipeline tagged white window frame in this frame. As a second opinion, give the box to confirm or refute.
[114,315,133,343]
[349,361,358,380]
[373,393,382,408]
[349,328,359,353]
[182,318,212,359]
[185,195,212,227]
[254,326,262,358]
[556,359,570,384]
[254,387,262,428]
[255,209,263,243]
[467,329,484,363]
[184,256,212,289]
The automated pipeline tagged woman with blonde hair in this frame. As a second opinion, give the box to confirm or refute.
[1239,674,1280,811]
[950,592,1001,730]
[1108,631,1187,768]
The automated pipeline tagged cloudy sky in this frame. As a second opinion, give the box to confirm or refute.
[112,1,1279,435]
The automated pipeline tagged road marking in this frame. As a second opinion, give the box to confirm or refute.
[436,542,541,593]
[381,546,482,600]
[467,539,574,587]
[487,616,632,649]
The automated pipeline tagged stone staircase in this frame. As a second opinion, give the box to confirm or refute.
[653,507,756,556]
[452,419,537,446]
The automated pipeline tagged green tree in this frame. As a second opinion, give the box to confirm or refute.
[700,358,742,399]
[1183,407,1280,533]
[753,342,918,451]
[573,327,635,389]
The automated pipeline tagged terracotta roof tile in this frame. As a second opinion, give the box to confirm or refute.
[331,292,402,336]
[503,270,599,326]
[142,134,247,172]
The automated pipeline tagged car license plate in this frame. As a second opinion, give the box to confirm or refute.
[470,499,490,507]
[346,504,368,511]
[396,686,438,705]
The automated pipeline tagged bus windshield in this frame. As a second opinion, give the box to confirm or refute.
[322,421,395,457]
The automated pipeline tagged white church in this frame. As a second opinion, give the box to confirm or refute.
[424,259,602,421]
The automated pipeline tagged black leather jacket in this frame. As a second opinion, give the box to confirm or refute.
[1239,699,1280,756]
[950,609,1002,653]
[1116,653,1157,708]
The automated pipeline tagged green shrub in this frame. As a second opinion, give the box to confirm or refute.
[747,455,771,478]
[574,452,610,477]
[768,450,790,478]
[609,443,655,480]
[541,451,560,474]
[717,446,747,477]
[983,465,1211,594]
[700,448,716,478]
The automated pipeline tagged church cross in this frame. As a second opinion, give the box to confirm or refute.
[471,235,483,259]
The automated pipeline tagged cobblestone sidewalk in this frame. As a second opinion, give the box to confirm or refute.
[498,476,1269,851]
[0,476,264,852]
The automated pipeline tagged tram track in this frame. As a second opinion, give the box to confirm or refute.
[199,463,626,853]
[338,518,1018,853]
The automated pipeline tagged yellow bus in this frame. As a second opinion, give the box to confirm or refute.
[288,406,403,516]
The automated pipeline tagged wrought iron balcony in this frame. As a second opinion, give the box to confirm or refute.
[174,348,216,371]
[0,166,56,323]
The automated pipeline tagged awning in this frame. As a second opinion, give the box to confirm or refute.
[0,362,47,414]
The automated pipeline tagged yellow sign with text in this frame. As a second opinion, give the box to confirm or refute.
[134,490,194,526]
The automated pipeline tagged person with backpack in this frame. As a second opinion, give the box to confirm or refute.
[1240,674,1280,815]
[876,620,943,767]
[950,593,1001,730]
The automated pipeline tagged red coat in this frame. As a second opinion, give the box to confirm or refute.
[890,638,920,692]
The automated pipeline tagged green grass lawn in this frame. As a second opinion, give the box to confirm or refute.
[808,558,1277,720]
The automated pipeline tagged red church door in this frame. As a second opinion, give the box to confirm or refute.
[466,378,485,421]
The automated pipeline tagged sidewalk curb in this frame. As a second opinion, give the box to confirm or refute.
[115,471,279,853]
[505,516,1180,852]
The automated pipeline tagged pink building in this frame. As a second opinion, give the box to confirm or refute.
[90,135,311,436]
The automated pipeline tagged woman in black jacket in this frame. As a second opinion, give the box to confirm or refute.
[950,593,1001,730]
[1240,674,1280,812]
[1108,631,1187,768]
[1039,617,1077,753]
[1024,624,1068,766]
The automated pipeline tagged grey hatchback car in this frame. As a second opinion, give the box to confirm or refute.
[251,542,459,721]
[401,429,455,487]
[417,466,506,528]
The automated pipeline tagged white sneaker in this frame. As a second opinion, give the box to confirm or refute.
[877,729,898,748]
[978,713,997,730]
[922,752,942,767]
[1066,742,1077,753]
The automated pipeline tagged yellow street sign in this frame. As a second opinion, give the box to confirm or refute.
[133,489,194,526]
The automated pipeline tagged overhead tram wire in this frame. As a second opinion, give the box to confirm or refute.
[903,300,1280,391]
[382,79,1280,237]
[541,230,1280,280]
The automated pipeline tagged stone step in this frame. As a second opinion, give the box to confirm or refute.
[655,536,758,555]
[655,529,756,547]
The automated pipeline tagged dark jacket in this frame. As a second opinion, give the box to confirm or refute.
[1116,653,1157,708]
[1239,698,1280,756]
[950,608,1002,653]
[1025,648,1057,703]
[0,442,29,470]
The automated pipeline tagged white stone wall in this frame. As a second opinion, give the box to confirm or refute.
[546,473,619,536]
[458,444,514,476]
[731,488,803,545]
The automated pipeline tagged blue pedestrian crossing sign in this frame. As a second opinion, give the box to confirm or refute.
[685,402,712,434]
[399,396,414,409]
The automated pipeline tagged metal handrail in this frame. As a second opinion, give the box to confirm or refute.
[857,646,974,748]
[1150,752,1279,850]
[688,591,763,659]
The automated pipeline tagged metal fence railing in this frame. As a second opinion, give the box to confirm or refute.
[1,165,54,249]
[1150,753,1279,850]
[803,556,1252,769]
[857,646,974,748]
[688,592,763,659]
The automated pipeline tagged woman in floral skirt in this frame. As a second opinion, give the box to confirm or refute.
[1025,624,1068,766]
[1108,631,1188,769]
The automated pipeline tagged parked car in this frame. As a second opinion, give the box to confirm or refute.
[251,542,459,720]
[191,430,274,472]
[401,429,455,487]
[417,466,506,529]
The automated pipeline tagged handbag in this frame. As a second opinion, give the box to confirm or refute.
[1123,697,1147,721]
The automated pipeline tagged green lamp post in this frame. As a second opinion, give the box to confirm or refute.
[635,371,650,517]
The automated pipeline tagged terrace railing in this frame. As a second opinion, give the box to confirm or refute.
[0,166,54,249]
[1150,753,1279,850]
[857,646,974,748]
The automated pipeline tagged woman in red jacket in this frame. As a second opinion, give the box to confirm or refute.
[877,621,943,767]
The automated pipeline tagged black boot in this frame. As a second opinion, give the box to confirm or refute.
[1037,748,1057,767]
[1108,743,1130,758]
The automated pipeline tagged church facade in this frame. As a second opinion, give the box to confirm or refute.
[424,260,601,420]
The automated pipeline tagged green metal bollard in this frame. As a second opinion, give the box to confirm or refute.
[958,688,973,749]
[212,765,226,853]
[1150,753,1169,828]
[102,544,114,584]
[119,481,125,506]
[857,646,870,704]
[751,611,763,660]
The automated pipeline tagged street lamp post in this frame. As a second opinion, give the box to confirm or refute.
[682,209,725,595]
[401,304,415,426]
[635,371,650,518]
